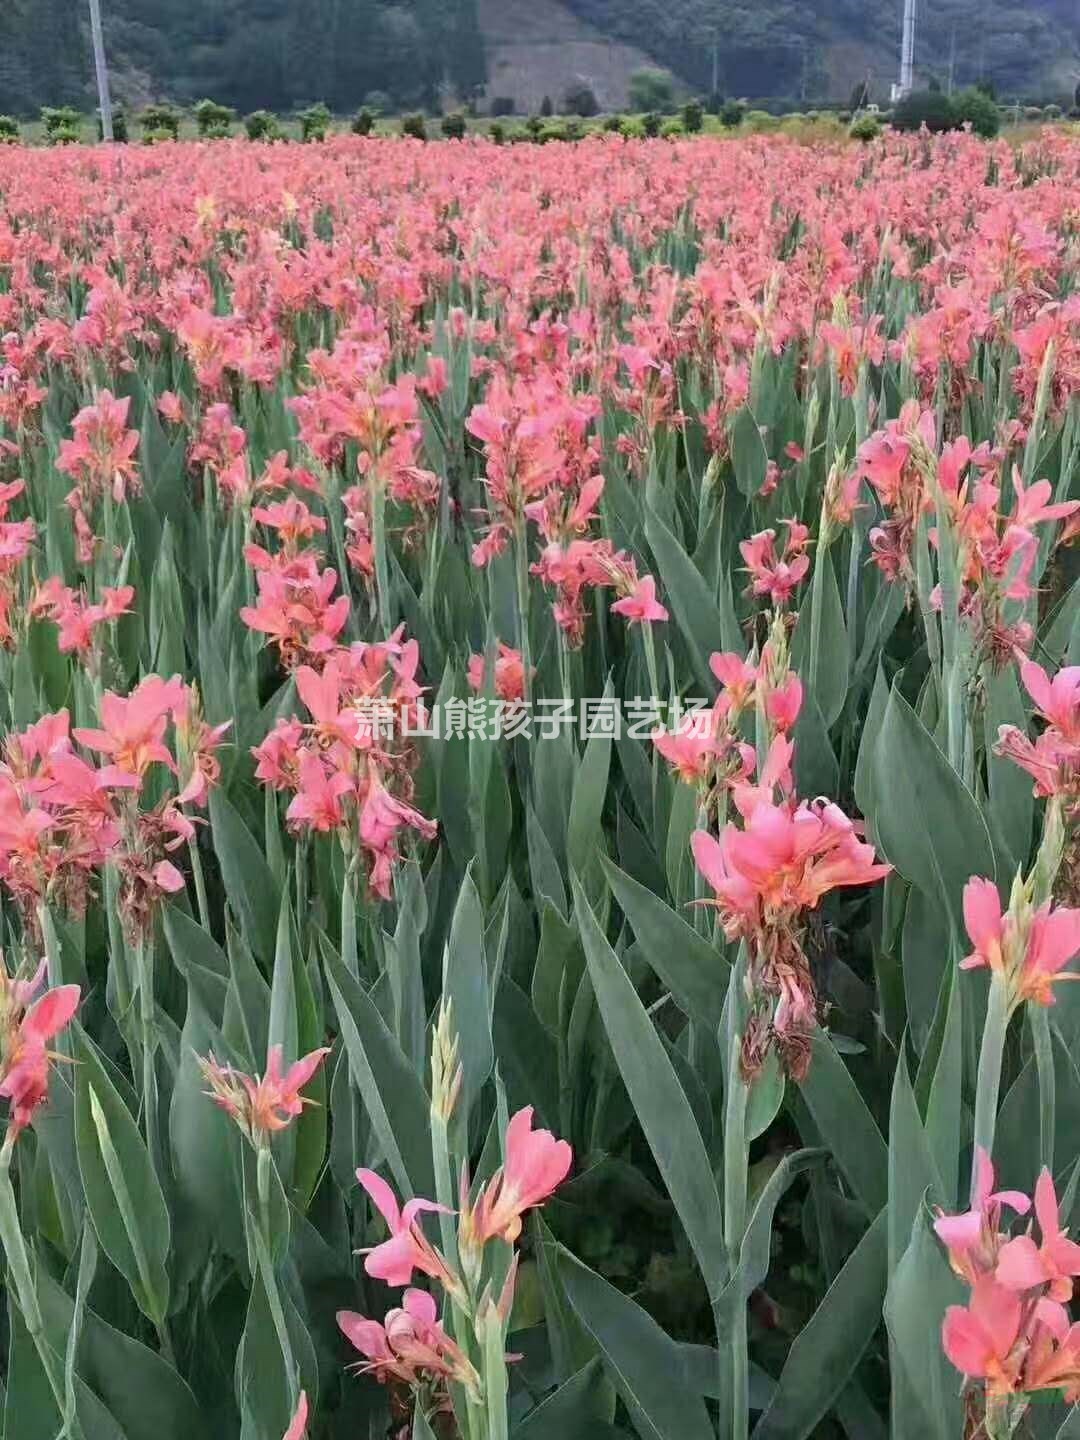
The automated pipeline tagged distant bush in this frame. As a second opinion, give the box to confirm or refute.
[0,116,19,145]
[489,96,515,117]
[525,115,544,139]
[706,90,724,115]
[719,98,745,128]
[244,110,282,141]
[540,95,553,117]
[540,117,583,142]
[351,107,376,136]
[640,111,661,138]
[364,92,391,117]
[681,98,704,132]
[401,112,427,140]
[42,106,81,144]
[299,103,331,142]
[562,82,599,117]
[891,89,956,133]
[954,88,1002,137]
[849,113,881,142]
[602,113,625,133]
[440,111,467,139]
[489,119,506,144]
[837,109,852,124]
[629,68,675,115]
[660,117,683,138]
[194,99,235,138]
[140,103,181,140]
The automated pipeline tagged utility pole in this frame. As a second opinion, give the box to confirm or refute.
[711,29,719,97]
[892,0,916,101]
[88,0,113,141]
[947,24,956,95]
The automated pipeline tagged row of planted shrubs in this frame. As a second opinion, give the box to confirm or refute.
[3,90,1075,149]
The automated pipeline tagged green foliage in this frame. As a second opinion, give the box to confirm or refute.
[440,109,467,138]
[194,98,235,137]
[562,82,599,117]
[244,108,282,141]
[719,97,745,127]
[681,97,704,131]
[603,112,626,133]
[640,110,662,137]
[954,86,1002,136]
[489,118,506,143]
[299,101,331,141]
[41,104,80,139]
[139,103,181,140]
[401,110,427,139]
[850,112,881,141]
[891,89,957,132]
[628,67,676,114]
[351,106,376,135]
[0,113,19,143]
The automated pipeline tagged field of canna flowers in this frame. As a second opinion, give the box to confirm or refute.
[0,124,1077,1440]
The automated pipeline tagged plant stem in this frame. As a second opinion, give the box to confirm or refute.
[370,475,391,635]
[136,935,160,1168]
[255,1143,299,1406]
[512,519,532,707]
[1029,1003,1055,1172]
[723,1045,750,1440]
[341,865,358,979]
[187,835,211,930]
[971,970,1010,1194]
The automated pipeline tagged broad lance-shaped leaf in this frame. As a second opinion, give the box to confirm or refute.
[601,855,728,1028]
[884,1211,964,1440]
[790,546,848,729]
[868,680,995,934]
[208,788,280,966]
[644,503,730,690]
[558,1248,715,1440]
[572,874,726,1300]
[753,1208,887,1440]
[715,1148,824,1331]
[73,1028,171,1327]
[443,865,493,1110]
[513,1360,616,1440]
[324,946,434,1199]
[796,1031,888,1217]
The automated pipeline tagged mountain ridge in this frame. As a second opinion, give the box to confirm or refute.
[0,0,1076,118]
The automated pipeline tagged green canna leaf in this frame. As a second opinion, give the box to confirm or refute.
[558,1247,715,1440]
[443,865,494,1110]
[209,788,280,967]
[573,873,726,1300]
[797,1032,888,1216]
[753,1208,888,1440]
[73,1028,171,1328]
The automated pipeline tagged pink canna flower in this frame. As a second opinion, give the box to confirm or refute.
[74,675,186,780]
[472,1106,572,1244]
[0,982,81,1137]
[1019,659,1080,746]
[942,1275,1023,1394]
[960,877,1080,1008]
[934,1146,1030,1284]
[467,643,531,704]
[338,1288,480,1397]
[355,1167,459,1294]
[996,1169,1080,1302]
[610,575,668,624]
[282,1393,308,1440]
[199,1044,330,1142]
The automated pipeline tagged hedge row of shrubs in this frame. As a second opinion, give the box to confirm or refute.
[3,90,1076,148]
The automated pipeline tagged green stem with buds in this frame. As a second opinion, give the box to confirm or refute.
[971,969,1010,1195]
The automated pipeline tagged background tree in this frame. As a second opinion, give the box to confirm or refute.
[628,67,676,114]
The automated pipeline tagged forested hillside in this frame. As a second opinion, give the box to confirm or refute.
[0,0,1076,116]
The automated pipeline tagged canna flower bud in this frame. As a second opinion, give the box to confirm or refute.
[430,999,463,1125]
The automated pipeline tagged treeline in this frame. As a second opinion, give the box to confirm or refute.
[0,0,486,117]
